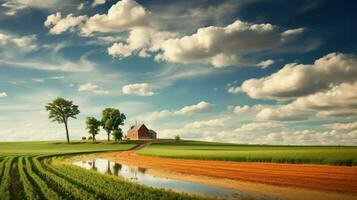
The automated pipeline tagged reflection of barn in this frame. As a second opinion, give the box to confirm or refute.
[126,124,157,140]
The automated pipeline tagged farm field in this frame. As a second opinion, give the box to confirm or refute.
[0,141,205,200]
[138,141,357,166]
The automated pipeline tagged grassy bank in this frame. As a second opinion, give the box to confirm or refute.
[137,141,357,166]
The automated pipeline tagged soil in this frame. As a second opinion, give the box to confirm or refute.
[100,151,357,199]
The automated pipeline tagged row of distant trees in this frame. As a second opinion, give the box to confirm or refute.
[45,97,126,143]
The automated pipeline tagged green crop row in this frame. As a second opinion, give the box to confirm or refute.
[0,155,205,200]
[0,157,14,200]
[18,156,40,200]
[138,141,357,166]
[47,157,202,200]
[24,156,60,199]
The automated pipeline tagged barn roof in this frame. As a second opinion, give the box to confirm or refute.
[127,124,146,133]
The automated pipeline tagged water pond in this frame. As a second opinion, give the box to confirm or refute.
[74,158,273,200]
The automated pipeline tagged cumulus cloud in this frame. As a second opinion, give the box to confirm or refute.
[257,106,310,121]
[0,92,7,97]
[107,43,133,58]
[184,117,231,129]
[142,101,213,121]
[159,123,357,145]
[234,122,282,132]
[108,27,176,58]
[78,83,109,94]
[241,53,357,99]
[122,83,154,96]
[232,104,265,114]
[323,122,357,130]
[44,12,88,35]
[257,82,357,121]
[257,59,274,69]
[0,32,37,51]
[81,0,156,35]
[157,19,303,67]
[176,101,213,115]
[227,86,241,94]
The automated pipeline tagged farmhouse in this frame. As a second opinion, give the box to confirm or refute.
[126,124,157,140]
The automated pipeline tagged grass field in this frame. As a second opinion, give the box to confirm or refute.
[0,141,204,200]
[138,141,357,166]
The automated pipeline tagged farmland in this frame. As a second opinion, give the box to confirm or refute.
[0,141,204,200]
[138,141,357,166]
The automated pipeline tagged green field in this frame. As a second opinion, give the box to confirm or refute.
[138,141,357,166]
[0,141,204,200]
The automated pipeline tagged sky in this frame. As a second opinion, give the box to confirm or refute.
[0,0,356,145]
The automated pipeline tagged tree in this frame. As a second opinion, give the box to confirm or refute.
[86,116,101,143]
[175,135,180,142]
[45,97,80,143]
[112,129,123,142]
[101,108,126,141]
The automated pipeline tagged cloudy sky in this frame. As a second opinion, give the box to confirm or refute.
[0,0,356,144]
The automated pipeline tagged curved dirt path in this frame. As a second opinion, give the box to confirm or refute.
[100,150,357,195]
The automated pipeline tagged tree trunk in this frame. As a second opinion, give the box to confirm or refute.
[107,130,110,141]
[64,121,70,143]
[92,134,95,143]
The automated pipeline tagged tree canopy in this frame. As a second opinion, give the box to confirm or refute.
[45,97,80,143]
[112,129,123,141]
[86,116,101,142]
[101,108,126,141]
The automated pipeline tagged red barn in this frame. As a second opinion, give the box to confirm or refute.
[126,124,157,140]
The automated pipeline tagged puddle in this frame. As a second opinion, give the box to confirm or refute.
[74,158,274,200]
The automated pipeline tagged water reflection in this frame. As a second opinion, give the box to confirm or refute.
[74,159,272,200]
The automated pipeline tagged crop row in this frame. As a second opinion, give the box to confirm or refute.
[0,155,205,200]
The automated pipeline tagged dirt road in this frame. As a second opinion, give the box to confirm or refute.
[100,151,357,194]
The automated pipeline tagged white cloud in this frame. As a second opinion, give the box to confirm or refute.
[227,86,241,94]
[0,56,94,72]
[282,28,305,38]
[234,122,282,132]
[232,104,264,114]
[257,106,310,121]
[77,3,84,10]
[257,82,357,121]
[257,59,274,69]
[241,53,357,99]
[141,101,213,121]
[176,101,213,115]
[108,27,176,58]
[0,32,37,51]
[1,0,65,16]
[184,117,231,129]
[44,12,88,35]
[107,43,133,58]
[157,19,303,67]
[122,83,154,96]
[324,122,357,130]
[78,83,109,94]
[211,53,239,68]
[92,0,105,7]
[81,0,155,35]
[0,92,7,98]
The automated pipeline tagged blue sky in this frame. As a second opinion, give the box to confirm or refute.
[0,0,356,144]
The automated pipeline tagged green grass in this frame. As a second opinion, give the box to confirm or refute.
[138,141,357,166]
[0,141,137,155]
[0,141,206,200]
